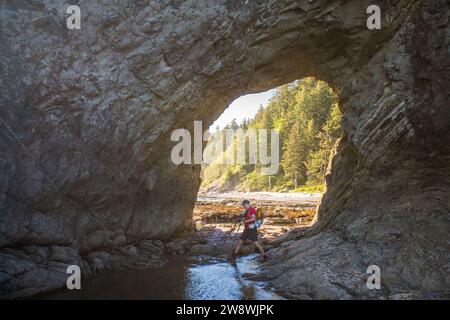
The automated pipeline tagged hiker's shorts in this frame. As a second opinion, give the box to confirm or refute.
[240,227,258,241]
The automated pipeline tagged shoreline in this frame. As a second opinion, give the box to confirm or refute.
[197,191,322,206]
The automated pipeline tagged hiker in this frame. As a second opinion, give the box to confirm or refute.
[232,199,268,261]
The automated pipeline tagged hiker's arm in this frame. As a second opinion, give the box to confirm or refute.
[243,215,256,223]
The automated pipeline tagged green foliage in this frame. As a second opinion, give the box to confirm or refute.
[200,77,341,192]
[241,171,268,191]
[306,103,342,183]
[291,183,325,193]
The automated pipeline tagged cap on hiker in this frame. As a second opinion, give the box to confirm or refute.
[242,199,250,205]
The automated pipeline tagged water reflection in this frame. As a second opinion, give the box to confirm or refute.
[36,255,284,300]
[186,260,242,299]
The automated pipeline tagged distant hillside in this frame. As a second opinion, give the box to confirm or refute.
[200,78,341,193]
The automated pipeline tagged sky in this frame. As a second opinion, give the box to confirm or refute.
[209,89,277,130]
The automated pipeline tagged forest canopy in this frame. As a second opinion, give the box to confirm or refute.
[200,77,341,193]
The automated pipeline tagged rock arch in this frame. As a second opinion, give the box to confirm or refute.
[0,0,448,298]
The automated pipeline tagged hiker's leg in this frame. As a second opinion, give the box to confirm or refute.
[254,240,265,255]
[234,239,244,254]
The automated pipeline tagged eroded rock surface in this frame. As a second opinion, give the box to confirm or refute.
[1,0,449,298]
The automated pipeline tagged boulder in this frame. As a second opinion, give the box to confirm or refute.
[189,244,218,256]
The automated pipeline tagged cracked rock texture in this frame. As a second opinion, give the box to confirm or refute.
[0,0,449,298]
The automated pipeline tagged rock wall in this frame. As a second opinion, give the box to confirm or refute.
[0,0,448,298]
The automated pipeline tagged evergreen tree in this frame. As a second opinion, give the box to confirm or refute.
[229,118,239,130]
[281,120,313,188]
[200,77,341,192]
[307,103,342,183]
